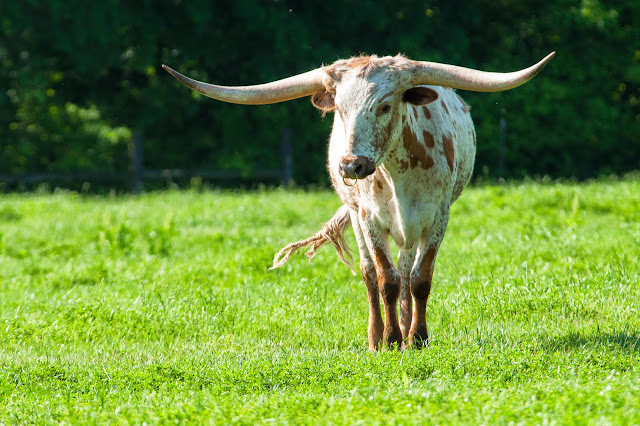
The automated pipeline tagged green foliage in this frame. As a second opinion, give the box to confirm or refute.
[97,210,175,256]
[6,101,131,173]
[0,181,639,422]
[0,1,639,182]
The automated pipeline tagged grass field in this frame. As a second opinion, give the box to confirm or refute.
[0,178,639,424]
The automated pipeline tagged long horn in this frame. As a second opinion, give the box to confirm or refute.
[411,51,555,92]
[162,65,325,105]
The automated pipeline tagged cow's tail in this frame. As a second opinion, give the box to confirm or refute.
[270,204,355,273]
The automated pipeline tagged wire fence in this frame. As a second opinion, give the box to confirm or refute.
[0,128,295,192]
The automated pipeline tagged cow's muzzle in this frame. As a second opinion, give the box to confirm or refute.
[339,156,375,180]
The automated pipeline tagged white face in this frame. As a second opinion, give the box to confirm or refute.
[312,62,441,179]
[333,72,402,166]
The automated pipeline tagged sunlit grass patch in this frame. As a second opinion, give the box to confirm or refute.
[0,179,639,423]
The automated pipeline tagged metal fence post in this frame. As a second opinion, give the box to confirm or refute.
[499,110,507,179]
[281,127,293,187]
[131,131,144,194]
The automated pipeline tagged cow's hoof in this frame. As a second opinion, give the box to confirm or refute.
[383,327,403,350]
[407,325,429,350]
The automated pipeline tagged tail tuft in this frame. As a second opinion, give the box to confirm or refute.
[270,205,355,273]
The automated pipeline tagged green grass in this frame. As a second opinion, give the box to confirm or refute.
[1,178,639,424]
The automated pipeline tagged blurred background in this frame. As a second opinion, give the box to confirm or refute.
[1,0,638,191]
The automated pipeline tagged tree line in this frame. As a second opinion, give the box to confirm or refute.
[1,0,638,186]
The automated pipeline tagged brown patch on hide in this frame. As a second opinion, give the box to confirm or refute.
[403,124,434,170]
[407,243,438,349]
[422,106,432,120]
[456,94,470,113]
[411,279,431,301]
[325,67,342,83]
[422,130,435,149]
[372,172,385,192]
[378,116,395,147]
[441,100,450,115]
[361,208,367,221]
[323,55,376,82]
[422,245,437,281]
[442,134,455,172]
[411,244,437,301]
[348,56,374,68]
[381,281,399,303]
[348,56,377,76]
[376,254,398,303]
[373,244,401,349]
[374,247,393,281]
[397,158,409,173]
[422,155,435,170]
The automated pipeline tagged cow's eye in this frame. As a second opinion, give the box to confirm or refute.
[379,104,391,114]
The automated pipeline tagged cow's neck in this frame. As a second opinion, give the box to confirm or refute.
[373,125,429,249]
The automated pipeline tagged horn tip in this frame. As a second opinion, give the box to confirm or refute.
[542,51,556,64]
[162,64,184,80]
[532,52,556,75]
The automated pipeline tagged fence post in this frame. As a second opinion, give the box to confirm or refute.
[131,131,144,194]
[281,127,293,187]
[499,110,507,179]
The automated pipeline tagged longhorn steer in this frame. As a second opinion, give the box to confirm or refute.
[163,52,554,350]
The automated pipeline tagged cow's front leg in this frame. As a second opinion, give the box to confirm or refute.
[375,244,402,348]
[351,211,383,350]
[359,218,401,349]
[398,247,417,340]
[407,204,449,349]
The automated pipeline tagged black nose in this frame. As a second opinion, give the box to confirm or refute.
[339,156,375,179]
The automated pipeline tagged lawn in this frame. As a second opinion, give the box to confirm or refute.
[0,178,639,424]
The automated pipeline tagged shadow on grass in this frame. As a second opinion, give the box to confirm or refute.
[541,330,640,353]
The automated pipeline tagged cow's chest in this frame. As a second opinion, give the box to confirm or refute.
[362,166,449,250]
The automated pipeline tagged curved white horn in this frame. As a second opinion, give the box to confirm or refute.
[411,52,555,92]
[162,65,326,105]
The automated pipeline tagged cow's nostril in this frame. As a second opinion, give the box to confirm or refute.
[340,156,375,180]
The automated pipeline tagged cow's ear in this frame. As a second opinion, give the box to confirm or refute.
[311,91,335,115]
[403,87,439,106]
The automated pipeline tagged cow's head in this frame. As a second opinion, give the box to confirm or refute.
[162,52,554,180]
[310,56,443,179]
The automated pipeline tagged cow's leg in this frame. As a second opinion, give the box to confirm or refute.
[398,247,417,340]
[357,219,401,349]
[408,205,450,349]
[351,211,383,351]
[376,241,402,349]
